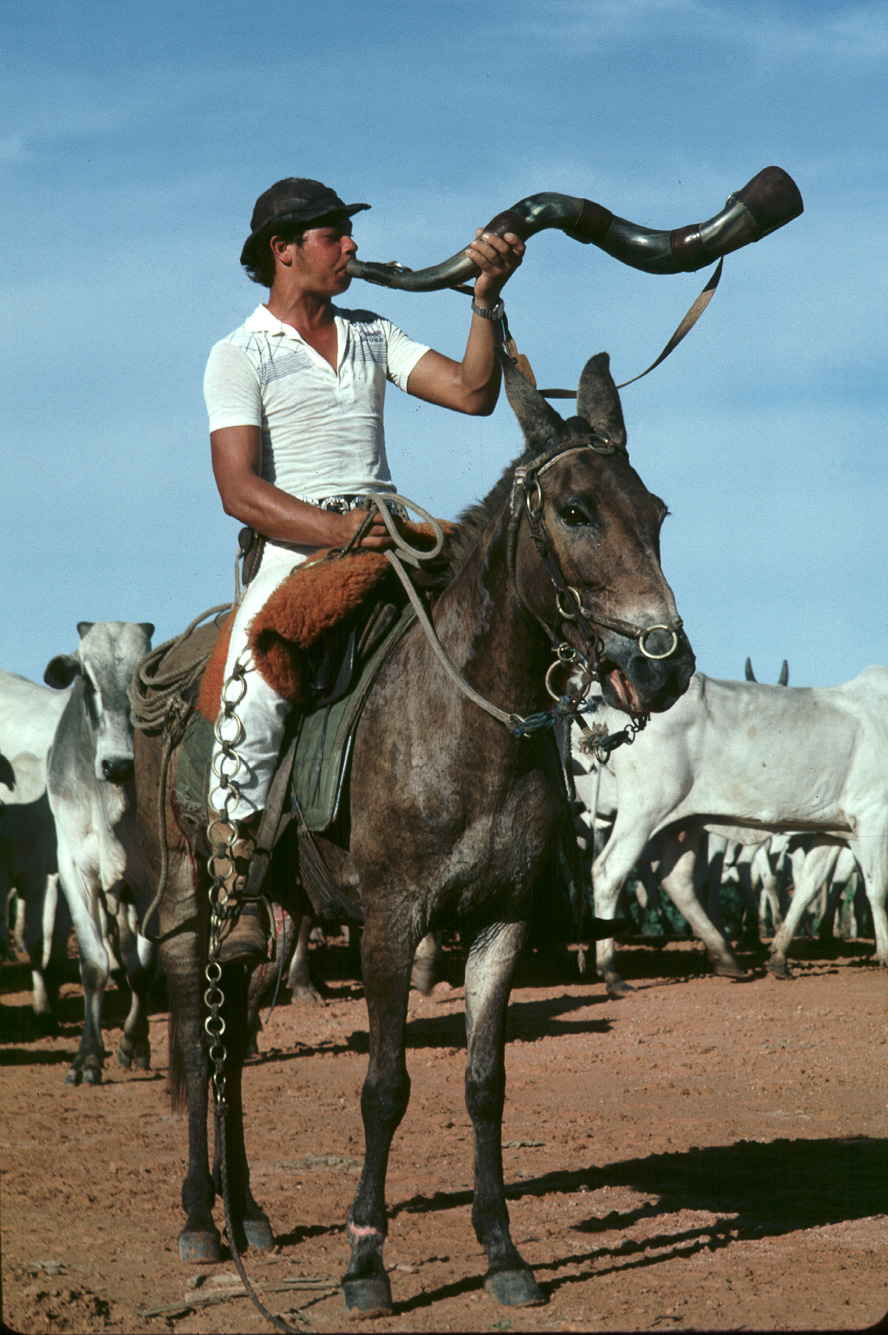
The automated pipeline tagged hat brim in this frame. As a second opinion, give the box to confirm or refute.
[240,202,370,266]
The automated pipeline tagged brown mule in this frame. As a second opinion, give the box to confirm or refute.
[134,351,696,1314]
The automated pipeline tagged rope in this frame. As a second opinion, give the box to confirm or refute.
[129,604,232,940]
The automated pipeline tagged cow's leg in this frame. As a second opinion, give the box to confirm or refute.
[464,919,545,1308]
[210,962,274,1254]
[851,836,888,968]
[657,833,745,978]
[114,893,156,1071]
[21,874,65,1032]
[342,919,414,1317]
[768,843,838,977]
[286,914,324,1005]
[756,844,785,938]
[56,850,111,1086]
[410,930,443,995]
[592,828,653,995]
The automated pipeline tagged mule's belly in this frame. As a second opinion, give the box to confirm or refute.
[347,744,562,925]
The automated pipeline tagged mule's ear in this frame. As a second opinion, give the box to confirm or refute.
[44,654,81,689]
[576,352,627,448]
[496,348,564,448]
[744,657,756,682]
[778,660,789,686]
[76,621,94,640]
[139,623,155,642]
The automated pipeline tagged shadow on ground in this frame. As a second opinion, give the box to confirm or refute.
[390,1135,888,1312]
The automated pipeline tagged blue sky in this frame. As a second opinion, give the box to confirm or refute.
[1,0,885,688]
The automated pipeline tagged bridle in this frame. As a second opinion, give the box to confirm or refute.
[506,435,684,706]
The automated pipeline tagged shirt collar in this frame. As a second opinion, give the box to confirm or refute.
[243,303,346,342]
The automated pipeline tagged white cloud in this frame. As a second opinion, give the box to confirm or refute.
[523,0,888,64]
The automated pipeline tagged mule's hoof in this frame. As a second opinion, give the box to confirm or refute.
[242,1216,275,1252]
[605,977,634,999]
[82,1064,102,1086]
[768,959,792,979]
[179,1228,223,1263]
[342,1274,393,1317]
[64,1067,81,1086]
[484,1268,546,1307]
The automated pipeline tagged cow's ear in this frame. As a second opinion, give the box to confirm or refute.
[139,623,155,641]
[76,622,94,640]
[44,654,81,689]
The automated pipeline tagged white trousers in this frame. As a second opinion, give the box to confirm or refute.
[210,541,318,822]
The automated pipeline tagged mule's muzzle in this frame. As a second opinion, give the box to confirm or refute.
[599,625,695,715]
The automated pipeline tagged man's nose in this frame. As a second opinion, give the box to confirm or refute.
[343,235,358,255]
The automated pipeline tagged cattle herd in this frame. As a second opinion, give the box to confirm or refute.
[1,628,882,1063]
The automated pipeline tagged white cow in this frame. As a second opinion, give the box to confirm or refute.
[577,669,888,993]
[0,671,71,1024]
[44,621,155,1085]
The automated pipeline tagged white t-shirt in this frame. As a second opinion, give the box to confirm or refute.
[203,304,429,501]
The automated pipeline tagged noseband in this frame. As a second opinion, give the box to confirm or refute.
[508,437,684,697]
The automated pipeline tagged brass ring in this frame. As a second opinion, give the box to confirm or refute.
[638,624,679,660]
[556,588,583,622]
[525,478,543,520]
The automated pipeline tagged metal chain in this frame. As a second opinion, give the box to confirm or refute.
[203,646,254,1101]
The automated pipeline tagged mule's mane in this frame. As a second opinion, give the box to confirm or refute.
[442,423,602,581]
[442,446,534,579]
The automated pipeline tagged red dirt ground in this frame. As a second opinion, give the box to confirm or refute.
[1,937,886,1334]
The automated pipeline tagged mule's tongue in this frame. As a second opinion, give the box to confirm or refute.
[606,667,644,715]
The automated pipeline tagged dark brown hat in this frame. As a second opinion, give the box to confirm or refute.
[240,178,370,265]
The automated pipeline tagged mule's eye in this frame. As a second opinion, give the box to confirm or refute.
[559,503,592,528]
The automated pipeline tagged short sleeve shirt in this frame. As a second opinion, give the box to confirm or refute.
[203,304,430,501]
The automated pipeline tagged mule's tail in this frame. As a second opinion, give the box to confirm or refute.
[167,1008,189,1112]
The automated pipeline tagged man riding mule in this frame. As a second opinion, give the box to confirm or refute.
[203,177,526,966]
[133,336,695,1315]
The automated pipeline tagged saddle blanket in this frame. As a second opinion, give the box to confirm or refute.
[177,599,416,833]
[198,525,451,720]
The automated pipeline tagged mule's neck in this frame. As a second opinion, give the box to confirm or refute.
[431,505,554,723]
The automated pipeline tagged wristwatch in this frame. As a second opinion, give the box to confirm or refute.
[471,298,505,321]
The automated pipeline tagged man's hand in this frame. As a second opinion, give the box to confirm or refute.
[333,508,395,551]
[467,229,525,308]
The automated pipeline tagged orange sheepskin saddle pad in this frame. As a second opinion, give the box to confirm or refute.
[197,526,453,721]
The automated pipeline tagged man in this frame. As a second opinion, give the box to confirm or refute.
[203,177,524,963]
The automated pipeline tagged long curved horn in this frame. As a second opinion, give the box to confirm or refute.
[346,166,803,291]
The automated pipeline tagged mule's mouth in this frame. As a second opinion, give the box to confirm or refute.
[599,662,647,716]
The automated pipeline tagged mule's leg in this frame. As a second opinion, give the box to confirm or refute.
[342,928,413,1316]
[209,962,275,1253]
[164,923,224,1263]
[464,919,545,1308]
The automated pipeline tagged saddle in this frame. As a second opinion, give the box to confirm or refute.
[160,534,452,923]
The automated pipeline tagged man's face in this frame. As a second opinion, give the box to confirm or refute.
[283,217,358,296]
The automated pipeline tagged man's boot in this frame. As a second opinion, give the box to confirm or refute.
[207,809,270,967]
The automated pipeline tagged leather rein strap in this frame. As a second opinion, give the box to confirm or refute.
[535,258,723,399]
